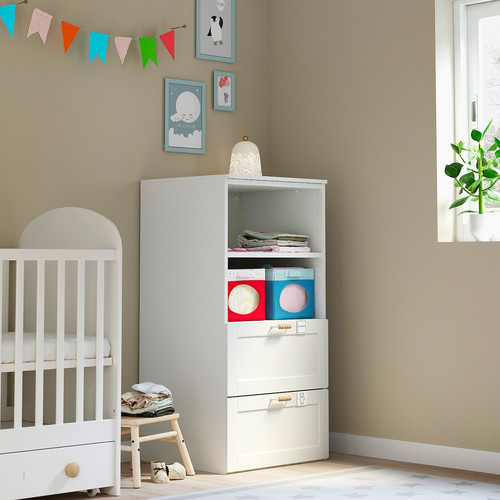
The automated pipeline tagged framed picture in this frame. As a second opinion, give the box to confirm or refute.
[164,78,206,154]
[214,71,235,111]
[196,0,235,63]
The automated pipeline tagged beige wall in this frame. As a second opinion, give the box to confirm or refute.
[2,0,498,456]
[0,0,271,391]
[271,0,500,453]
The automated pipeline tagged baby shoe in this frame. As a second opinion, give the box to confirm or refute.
[151,461,170,484]
[168,462,186,480]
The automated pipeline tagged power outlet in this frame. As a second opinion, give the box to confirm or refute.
[297,391,307,406]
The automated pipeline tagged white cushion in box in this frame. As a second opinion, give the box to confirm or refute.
[227,319,328,397]
[227,389,329,472]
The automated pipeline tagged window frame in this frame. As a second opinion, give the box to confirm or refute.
[452,0,500,241]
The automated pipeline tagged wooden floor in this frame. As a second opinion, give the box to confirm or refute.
[34,453,500,500]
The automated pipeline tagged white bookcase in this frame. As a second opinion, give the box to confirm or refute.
[140,174,328,473]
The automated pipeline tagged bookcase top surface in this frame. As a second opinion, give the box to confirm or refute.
[141,174,327,188]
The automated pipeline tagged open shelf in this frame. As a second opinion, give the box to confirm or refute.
[227,251,323,259]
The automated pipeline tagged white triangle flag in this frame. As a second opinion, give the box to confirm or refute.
[115,36,132,64]
[27,8,53,44]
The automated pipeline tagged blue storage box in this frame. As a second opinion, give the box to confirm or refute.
[265,267,315,320]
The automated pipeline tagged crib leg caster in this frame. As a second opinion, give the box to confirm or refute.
[87,489,99,497]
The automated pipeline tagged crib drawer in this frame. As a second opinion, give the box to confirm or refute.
[227,319,328,396]
[227,389,328,472]
[0,441,115,500]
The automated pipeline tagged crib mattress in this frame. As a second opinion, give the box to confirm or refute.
[1,332,111,364]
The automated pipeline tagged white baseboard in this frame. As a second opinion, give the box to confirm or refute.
[330,432,500,475]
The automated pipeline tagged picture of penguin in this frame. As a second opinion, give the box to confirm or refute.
[208,15,223,45]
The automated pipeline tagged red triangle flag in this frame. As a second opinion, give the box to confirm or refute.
[160,30,175,60]
[61,21,80,53]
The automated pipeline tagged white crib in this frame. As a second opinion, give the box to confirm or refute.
[0,208,122,499]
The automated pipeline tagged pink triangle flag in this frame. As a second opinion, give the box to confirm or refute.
[160,30,175,60]
[27,8,53,45]
[115,36,132,65]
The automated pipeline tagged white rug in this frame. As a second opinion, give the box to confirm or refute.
[150,466,500,500]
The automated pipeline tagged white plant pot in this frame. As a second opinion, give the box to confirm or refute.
[469,212,500,241]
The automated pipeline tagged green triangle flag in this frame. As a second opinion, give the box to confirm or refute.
[139,37,158,68]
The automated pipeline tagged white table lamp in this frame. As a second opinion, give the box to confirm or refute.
[229,136,262,176]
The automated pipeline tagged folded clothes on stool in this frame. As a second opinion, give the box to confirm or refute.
[121,389,174,417]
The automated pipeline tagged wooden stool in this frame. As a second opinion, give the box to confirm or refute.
[121,413,195,488]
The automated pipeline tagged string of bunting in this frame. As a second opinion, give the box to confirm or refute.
[0,0,187,68]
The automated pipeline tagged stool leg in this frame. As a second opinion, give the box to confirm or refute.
[130,425,142,488]
[171,418,195,476]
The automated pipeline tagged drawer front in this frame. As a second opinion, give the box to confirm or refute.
[228,319,328,396]
[227,389,329,472]
[0,441,115,500]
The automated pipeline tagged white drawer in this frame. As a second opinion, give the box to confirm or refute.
[227,319,328,396]
[227,389,328,472]
[0,441,115,500]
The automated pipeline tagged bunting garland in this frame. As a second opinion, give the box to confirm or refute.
[61,21,79,53]
[89,31,108,63]
[27,8,52,44]
[0,3,15,37]
[160,30,175,61]
[139,37,157,68]
[0,1,185,68]
[115,36,131,64]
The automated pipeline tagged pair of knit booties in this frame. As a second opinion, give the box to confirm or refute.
[151,461,186,484]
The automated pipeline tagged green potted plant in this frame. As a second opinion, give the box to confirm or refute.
[445,119,500,241]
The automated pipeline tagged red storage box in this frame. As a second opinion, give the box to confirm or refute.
[227,269,265,322]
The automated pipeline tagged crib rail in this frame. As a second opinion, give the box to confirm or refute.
[0,249,117,261]
[0,357,113,373]
[0,249,119,430]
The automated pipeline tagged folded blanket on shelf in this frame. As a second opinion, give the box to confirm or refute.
[239,245,311,253]
[241,229,309,242]
[237,229,309,248]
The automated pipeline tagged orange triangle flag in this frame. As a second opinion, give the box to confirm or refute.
[61,21,80,53]
[160,30,175,60]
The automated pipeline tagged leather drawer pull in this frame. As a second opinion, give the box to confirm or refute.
[268,324,292,335]
[268,394,293,409]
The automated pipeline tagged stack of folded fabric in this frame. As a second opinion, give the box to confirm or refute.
[121,382,175,417]
[236,229,310,253]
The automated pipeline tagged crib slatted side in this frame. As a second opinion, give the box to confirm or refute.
[35,260,45,427]
[55,260,65,425]
[76,260,85,423]
[0,248,117,429]
[14,259,24,429]
[0,260,3,423]
[95,259,105,421]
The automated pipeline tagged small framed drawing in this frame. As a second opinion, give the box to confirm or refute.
[196,0,235,63]
[214,71,235,111]
[164,78,206,154]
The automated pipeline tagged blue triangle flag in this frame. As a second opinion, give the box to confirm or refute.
[0,4,16,37]
[89,31,109,64]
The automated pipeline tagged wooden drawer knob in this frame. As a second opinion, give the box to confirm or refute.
[65,462,80,478]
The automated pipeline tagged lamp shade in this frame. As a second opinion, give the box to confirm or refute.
[229,136,262,176]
